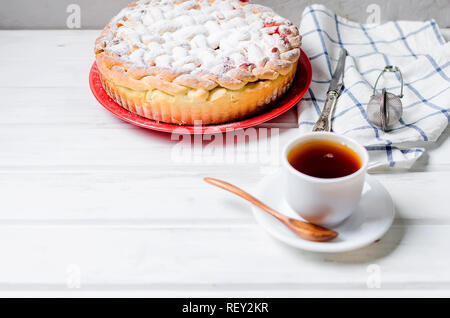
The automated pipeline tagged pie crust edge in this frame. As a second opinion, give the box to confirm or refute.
[99,60,298,125]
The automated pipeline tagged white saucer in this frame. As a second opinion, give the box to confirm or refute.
[251,171,395,253]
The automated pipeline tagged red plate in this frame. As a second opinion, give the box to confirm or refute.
[89,49,312,134]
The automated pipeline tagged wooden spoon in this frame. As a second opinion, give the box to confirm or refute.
[204,177,338,242]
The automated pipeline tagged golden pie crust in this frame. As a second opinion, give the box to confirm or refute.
[99,61,297,124]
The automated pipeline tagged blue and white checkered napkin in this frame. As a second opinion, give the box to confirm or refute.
[298,5,450,170]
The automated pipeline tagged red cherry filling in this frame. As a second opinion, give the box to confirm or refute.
[235,0,249,8]
[282,36,290,45]
[284,29,292,35]
[268,28,280,36]
[239,63,256,71]
[264,22,280,28]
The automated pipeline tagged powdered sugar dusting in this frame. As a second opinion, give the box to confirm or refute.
[98,0,300,81]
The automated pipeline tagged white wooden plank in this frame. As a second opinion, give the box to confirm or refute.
[0,170,449,222]
[1,124,449,169]
[0,87,110,125]
[0,171,256,222]
[379,171,450,222]
[410,126,450,171]
[0,31,96,88]
[0,59,91,88]
[0,30,98,61]
[2,289,450,297]
[0,224,448,290]
[0,122,286,168]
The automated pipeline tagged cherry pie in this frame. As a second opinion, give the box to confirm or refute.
[95,0,302,125]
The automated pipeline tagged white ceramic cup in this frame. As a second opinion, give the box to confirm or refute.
[282,132,369,227]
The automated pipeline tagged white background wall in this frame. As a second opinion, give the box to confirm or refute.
[1,0,450,29]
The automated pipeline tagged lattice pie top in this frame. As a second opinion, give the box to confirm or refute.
[95,0,301,92]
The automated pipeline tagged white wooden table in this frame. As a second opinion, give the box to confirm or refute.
[1,30,450,297]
